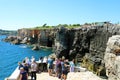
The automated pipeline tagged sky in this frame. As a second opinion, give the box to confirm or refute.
[0,0,119,30]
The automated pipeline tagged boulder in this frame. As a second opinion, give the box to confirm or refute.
[32,45,39,50]
[12,39,21,45]
[104,35,120,80]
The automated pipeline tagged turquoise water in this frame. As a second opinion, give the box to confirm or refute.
[0,35,52,80]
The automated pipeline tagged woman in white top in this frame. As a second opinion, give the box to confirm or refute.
[30,60,37,80]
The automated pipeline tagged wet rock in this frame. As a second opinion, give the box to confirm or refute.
[4,36,21,45]
[32,45,39,50]
[11,39,21,45]
[20,37,28,44]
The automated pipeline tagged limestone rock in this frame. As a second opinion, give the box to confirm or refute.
[12,39,21,45]
[32,45,39,50]
[104,35,120,80]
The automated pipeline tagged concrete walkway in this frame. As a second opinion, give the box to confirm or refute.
[35,71,107,80]
[36,72,60,80]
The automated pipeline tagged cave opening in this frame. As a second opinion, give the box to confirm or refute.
[47,37,53,47]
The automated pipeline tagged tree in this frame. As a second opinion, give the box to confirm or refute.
[42,23,47,27]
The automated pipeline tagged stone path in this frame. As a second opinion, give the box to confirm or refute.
[67,71,107,80]
[36,72,60,80]
[35,71,107,80]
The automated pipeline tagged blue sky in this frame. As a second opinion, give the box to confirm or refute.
[0,0,119,30]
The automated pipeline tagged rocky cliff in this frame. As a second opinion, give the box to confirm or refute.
[104,35,120,80]
[17,29,55,46]
[5,22,120,78]
[54,22,120,77]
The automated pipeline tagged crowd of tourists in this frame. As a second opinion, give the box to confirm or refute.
[18,56,75,80]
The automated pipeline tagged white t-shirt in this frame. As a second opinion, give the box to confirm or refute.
[31,62,37,72]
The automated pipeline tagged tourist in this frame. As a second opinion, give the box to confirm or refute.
[54,58,58,76]
[18,62,23,70]
[61,56,69,80]
[54,58,62,78]
[38,57,43,72]
[25,57,31,66]
[47,56,54,76]
[63,62,69,80]
[39,57,43,63]
[19,67,28,80]
[69,59,75,72]
[61,56,65,80]
[31,56,35,63]
[23,63,29,74]
[43,56,48,72]
[30,60,38,80]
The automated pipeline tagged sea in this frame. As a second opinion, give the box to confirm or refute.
[0,35,52,80]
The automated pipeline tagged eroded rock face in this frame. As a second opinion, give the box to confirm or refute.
[18,29,55,46]
[4,36,22,45]
[54,23,120,76]
[54,27,70,58]
[104,35,120,80]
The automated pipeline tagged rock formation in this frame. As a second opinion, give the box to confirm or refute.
[32,45,40,50]
[4,36,21,45]
[104,35,120,80]
[18,29,54,46]
[53,22,120,77]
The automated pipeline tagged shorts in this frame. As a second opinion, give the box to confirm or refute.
[49,65,53,69]
[62,70,68,75]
